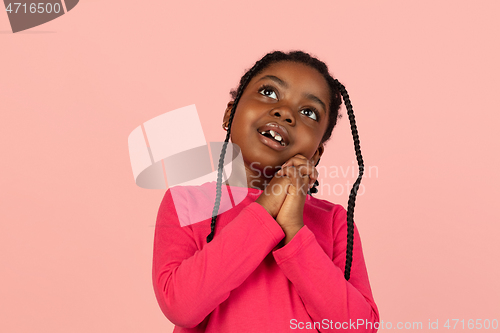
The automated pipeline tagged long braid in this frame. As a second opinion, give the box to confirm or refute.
[205,106,235,243]
[206,60,266,243]
[334,80,364,280]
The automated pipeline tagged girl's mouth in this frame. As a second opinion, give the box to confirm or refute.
[257,123,288,151]
[259,129,286,146]
[257,131,287,151]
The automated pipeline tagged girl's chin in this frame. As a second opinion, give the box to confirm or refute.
[241,146,294,171]
[245,160,283,175]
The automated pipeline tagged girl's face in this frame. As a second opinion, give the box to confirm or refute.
[223,61,331,179]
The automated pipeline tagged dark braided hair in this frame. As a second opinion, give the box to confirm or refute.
[206,51,364,281]
[335,80,364,280]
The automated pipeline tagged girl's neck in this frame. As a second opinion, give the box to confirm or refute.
[221,159,273,191]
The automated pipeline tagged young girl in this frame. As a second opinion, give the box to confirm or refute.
[152,51,379,332]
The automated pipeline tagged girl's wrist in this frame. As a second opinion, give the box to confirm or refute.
[280,223,304,245]
[254,197,273,217]
[277,216,304,231]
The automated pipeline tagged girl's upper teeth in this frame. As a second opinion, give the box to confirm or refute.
[260,129,285,145]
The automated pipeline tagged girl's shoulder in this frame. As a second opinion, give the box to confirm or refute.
[162,181,253,227]
[165,181,218,202]
[305,194,347,217]
[303,196,352,253]
[166,181,252,206]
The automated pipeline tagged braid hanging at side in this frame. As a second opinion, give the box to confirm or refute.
[334,79,365,281]
[206,99,237,243]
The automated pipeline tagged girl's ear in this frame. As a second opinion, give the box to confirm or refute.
[312,144,325,166]
[222,101,235,124]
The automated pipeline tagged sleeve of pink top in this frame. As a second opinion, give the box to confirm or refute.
[272,206,380,333]
[152,190,285,328]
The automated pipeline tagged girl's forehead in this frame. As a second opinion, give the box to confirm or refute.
[259,61,319,77]
[254,62,327,88]
[251,61,330,101]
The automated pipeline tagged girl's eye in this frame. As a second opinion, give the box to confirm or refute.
[259,86,278,100]
[300,108,319,121]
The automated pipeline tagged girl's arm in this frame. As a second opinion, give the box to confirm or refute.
[272,206,380,333]
[152,189,285,328]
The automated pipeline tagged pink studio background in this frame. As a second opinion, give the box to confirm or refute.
[1,1,499,332]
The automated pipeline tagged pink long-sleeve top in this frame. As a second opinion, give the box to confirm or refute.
[152,181,379,332]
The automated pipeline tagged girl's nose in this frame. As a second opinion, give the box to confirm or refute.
[270,105,295,125]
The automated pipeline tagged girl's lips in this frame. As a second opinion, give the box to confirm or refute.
[257,130,287,151]
[257,122,290,145]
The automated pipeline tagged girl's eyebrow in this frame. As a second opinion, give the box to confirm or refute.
[304,93,327,115]
[256,75,288,88]
[257,75,327,115]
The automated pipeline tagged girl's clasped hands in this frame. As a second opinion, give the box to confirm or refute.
[255,153,319,247]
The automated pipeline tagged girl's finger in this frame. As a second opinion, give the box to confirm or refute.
[280,164,317,184]
[281,154,309,169]
[279,166,310,187]
[278,161,319,188]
